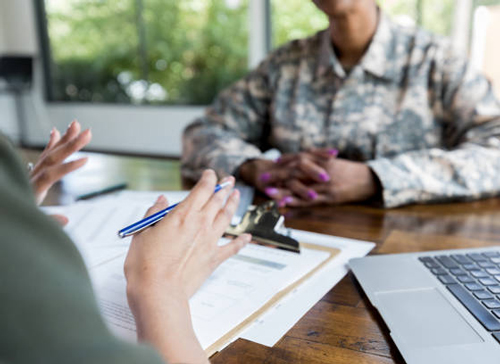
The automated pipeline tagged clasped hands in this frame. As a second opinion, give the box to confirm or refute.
[239,148,380,207]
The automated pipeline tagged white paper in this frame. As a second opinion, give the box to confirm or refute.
[240,229,375,346]
[41,191,191,268]
[90,240,330,350]
[89,190,190,205]
[42,190,374,349]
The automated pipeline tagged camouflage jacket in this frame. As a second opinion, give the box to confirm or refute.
[182,13,500,208]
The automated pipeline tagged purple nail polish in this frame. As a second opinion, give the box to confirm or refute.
[260,172,271,182]
[284,196,294,204]
[274,157,281,163]
[278,199,287,208]
[319,172,330,182]
[307,190,318,200]
[328,149,339,157]
[265,187,278,196]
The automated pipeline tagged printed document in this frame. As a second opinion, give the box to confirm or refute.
[42,189,374,350]
[90,240,330,350]
[42,191,189,267]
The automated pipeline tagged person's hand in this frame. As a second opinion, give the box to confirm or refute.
[239,149,338,206]
[30,120,91,205]
[124,170,251,364]
[238,158,294,191]
[238,150,336,204]
[282,153,380,207]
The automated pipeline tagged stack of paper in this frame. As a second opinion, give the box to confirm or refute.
[42,190,375,352]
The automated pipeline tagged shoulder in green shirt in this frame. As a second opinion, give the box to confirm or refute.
[0,136,164,364]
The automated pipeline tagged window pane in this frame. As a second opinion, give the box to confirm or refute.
[46,0,139,103]
[271,1,329,49]
[44,0,249,105]
[271,0,457,50]
[379,0,455,36]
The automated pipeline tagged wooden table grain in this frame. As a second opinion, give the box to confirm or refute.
[20,149,500,363]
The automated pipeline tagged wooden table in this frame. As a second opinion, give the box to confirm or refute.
[20,149,500,364]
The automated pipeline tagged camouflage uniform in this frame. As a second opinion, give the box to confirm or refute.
[182,12,500,208]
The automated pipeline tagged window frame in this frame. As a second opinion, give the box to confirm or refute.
[35,0,272,106]
[26,0,271,157]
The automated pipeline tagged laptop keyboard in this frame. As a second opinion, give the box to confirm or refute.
[420,250,500,344]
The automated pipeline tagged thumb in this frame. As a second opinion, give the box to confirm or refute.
[215,234,251,266]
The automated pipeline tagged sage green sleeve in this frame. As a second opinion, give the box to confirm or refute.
[0,136,164,364]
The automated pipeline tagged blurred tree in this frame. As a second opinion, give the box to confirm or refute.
[44,0,483,106]
[45,0,248,105]
[271,0,328,48]
[272,0,457,48]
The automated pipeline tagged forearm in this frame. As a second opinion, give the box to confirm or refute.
[368,145,500,208]
[182,120,263,180]
[129,285,209,364]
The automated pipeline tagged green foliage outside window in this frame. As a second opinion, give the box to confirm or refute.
[46,0,249,105]
[44,0,486,106]
[271,1,328,48]
[272,0,458,48]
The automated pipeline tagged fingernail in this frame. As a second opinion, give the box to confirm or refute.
[319,172,330,182]
[274,157,281,163]
[259,172,271,182]
[68,120,75,129]
[278,197,292,207]
[264,187,278,196]
[307,190,318,200]
[50,128,55,137]
[328,149,338,157]
[156,195,166,203]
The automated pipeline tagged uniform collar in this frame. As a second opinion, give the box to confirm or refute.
[316,11,398,81]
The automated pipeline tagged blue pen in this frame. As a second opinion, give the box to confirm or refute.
[118,181,233,238]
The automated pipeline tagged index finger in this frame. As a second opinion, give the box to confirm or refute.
[256,164,304,188]
[52,120,81,150]
[178,169,218,212]
[40,128,61,159]
[296,156,330,183]
[308,147,339,160]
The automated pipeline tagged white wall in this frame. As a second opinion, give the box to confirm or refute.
[0,0,38,144]
[0,5,5,54]
[0,0,37,54]
[0,93,18,140]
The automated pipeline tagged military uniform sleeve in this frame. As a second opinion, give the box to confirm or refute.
[0,137,165,364]
[368,43,500,208]
[181,59,273,181]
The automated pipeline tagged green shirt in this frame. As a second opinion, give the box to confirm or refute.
[0,136,164,363]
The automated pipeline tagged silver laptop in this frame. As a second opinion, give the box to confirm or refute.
[350,247,500,364]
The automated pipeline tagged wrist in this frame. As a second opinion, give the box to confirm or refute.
[127,279,188,314]
[129,289,207,364]
[237,159,257,184]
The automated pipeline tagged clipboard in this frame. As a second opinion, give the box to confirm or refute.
[207,203,342,356]
[225,201,301,253]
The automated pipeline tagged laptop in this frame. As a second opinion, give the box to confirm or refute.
[349,247,500,364]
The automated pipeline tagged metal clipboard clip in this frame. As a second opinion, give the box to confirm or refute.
[225,201,300,254]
